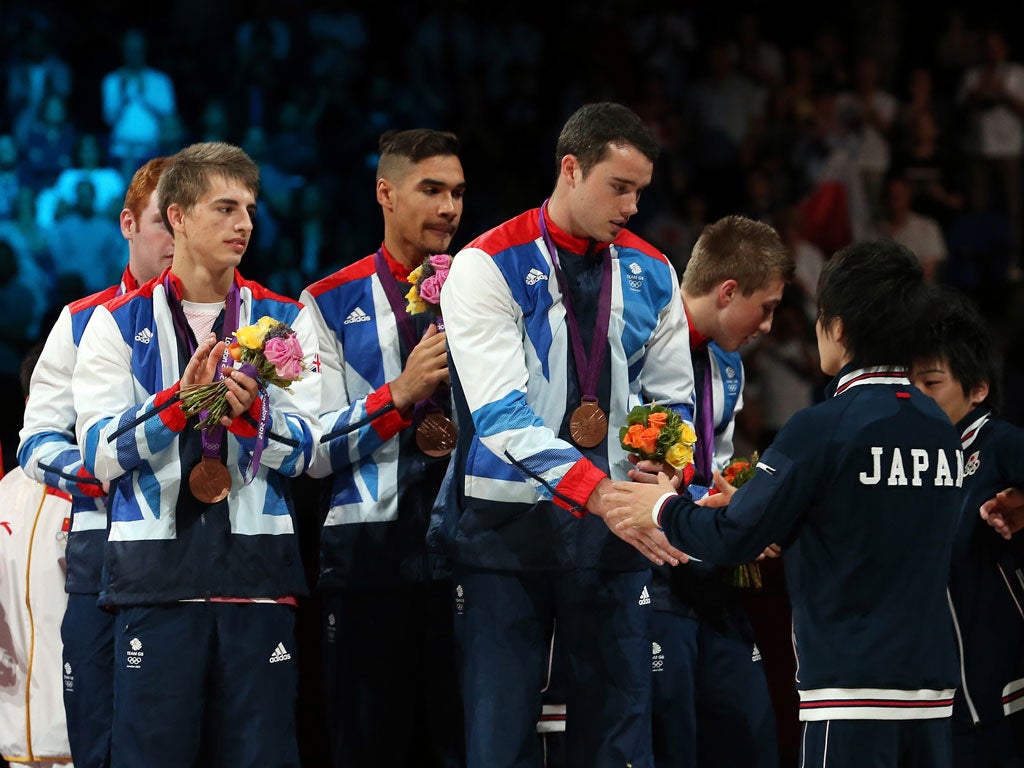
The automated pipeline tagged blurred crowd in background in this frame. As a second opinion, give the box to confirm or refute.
[3,0,1024,467]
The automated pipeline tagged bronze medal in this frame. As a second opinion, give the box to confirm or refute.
[188,456,232,504]
[569,400,607,448]
[415,413,458,457]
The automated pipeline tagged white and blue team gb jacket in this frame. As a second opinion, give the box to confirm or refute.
[302,252,452,589]
[655,365,963,720]
[435,206,695,572]
[18,275,130,596]
[72,269,321,607]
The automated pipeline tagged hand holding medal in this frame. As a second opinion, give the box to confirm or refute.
[390,250,457,457]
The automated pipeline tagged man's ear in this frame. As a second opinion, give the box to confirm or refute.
[970,381,990,408]
[717,279,740,306]
[166,203,186,233]
[561,154,580,188]
[119,208,135,240]
[376,178,393,209]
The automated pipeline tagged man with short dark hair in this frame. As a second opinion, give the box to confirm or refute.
[302,128,466,767]
[607,241,963,768]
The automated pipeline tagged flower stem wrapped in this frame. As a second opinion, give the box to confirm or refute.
[713,452,764,589]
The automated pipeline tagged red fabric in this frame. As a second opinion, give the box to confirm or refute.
[798,180,851,255]
[155,383,187,432]
[368,383,412,441]
[227,395,263,438]
[552,458,607,518]
[75,466,106,498]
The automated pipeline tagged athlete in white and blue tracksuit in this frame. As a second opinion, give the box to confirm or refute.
[649,336,777,768]
[302,248,463,767]
[948,409,1024,764]
[646,364,963,766]
[17,267,138,768]
[436,204,694,768]
[72,269,320,768]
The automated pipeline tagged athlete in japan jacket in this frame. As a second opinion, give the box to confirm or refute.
[302,253,451,589]
[73,269,321,606]
[948,407,1024,727]
[437,206,694,572]
[18,267,139,595]
[653,365,963,719]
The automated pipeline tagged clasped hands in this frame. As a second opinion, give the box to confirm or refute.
[181,333,259,427]
[593,459,780,565]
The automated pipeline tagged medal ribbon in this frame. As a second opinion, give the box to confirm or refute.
[537,201,612,406]
[164,273,266,485]
[374,247,449,421]
[691,346,715,486]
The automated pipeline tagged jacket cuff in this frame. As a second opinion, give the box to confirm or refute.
[552,458,606,518]
[653,492,677,528]
[227,394,264,438]
[368,383,412,441]
[155,383,187,432]
[75,466,106,498]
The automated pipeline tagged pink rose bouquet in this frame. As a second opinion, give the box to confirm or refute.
[180,316,307,430]
[406,253,453,317]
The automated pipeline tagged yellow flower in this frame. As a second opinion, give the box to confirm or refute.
[236,316,279,349]
[408,265,425,284]
[680,422,697,446]
[405,284,427,315]
[665,443,694,469]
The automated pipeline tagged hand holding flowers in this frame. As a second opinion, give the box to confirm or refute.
[619,404,697,472]
[707,452,765,589]
[180,316,306,431]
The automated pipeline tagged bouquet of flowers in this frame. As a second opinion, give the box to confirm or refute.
[619,404,697,470]
[405,253,452,318]
[180,316,306,431]
[711,452,764,589]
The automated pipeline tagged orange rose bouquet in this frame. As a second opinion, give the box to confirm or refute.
[619,404,697,471]
[711,451,764,589]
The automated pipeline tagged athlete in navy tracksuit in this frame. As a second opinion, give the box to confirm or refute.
[910,288,1024,767]
[947,409,1024,766]
[606,241,963,768]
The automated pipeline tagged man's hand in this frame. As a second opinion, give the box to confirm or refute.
[587,476,688,566]
[602,474,678,533]
[630,457,684,488]
[180,333,259,426]
[980,487,1024,540]
[696,470,735,507]
[390,324,449,414]
[181,333,223,388]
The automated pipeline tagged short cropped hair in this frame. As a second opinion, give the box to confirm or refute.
[917,286,1003,413]
[123,156,170,220]
[157,142,259,232]
[682,215,794,296]
[376,129,460,182]
[817,240,928,369]
[555,102,660,178]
